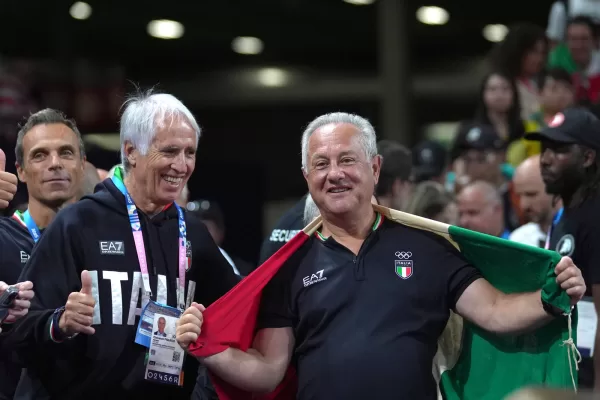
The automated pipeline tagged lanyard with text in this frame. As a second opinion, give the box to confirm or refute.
[545,207,564,250]
[12,210,41,243]
[111,171,187,312]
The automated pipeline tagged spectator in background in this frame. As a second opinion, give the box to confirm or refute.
[489,23,548,119]
[258,194,307,264]
[546,0,600,45]
[177,183,190,208]
[449,122,522,231]
[405,181,458,225]
[457,180,510,238]
[77,161,101,199]
[510,68,576,165]
[412,140,448,185]
[510,155,562,248]
[549,16,600,104]
[474,71,525,146]
[187,199,254,276]
[374,140,413,211]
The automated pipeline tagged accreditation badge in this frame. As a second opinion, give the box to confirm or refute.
[144,310,185,386]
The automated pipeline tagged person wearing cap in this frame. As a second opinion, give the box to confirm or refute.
[449,122,523,232]
[374,140,413,211]
[412,140,448,185]
[526,106,600,390]
[187,199,254,277]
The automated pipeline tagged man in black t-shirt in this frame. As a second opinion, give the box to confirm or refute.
[258,194,307,264]
[527,106,600,390]
[178,112,586,400]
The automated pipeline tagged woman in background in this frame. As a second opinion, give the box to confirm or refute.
[474,71,525,146]
[489,23,548,119]
[405,181,458,225]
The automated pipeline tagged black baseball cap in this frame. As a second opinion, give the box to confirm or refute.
[526,107,600,150]
[412,140,447,182]
[451,122,505,160]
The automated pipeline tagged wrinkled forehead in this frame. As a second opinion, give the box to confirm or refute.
[308,123,363,156]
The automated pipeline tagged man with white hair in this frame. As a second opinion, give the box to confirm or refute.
[8,90,240,400]
[176,112,586,400]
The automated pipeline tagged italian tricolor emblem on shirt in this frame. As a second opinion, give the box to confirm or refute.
[395,260,413,279]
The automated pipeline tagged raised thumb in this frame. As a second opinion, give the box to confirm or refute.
[0,148,5,172]
[80,270,93,295]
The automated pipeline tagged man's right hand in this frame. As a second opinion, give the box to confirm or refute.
[176,302,205,351]
[59,270,96,336]
[0,149,18,210]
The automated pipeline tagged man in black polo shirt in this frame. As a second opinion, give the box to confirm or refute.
[177,112,586,400]
[526,106,600,390]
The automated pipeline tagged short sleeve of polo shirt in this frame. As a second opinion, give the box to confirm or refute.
[428,233,482,310]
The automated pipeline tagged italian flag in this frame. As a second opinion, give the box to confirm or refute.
[189,205,578,400]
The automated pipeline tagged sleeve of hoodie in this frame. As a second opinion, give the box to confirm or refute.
[188,217,241,307]
[4,207,86,359]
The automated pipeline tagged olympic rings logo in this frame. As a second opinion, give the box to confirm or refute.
[395,251,412,259]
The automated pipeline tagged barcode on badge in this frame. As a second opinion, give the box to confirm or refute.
[172,352,181,363]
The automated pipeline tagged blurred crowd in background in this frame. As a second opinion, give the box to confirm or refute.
[0,0,599,269]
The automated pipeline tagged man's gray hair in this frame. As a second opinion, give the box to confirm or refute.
[303,193,320,224]
[119,89,201,170]
[300,112,378,171]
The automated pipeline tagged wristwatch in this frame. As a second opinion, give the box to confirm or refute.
[51,307,78,341]
[542,300,565,318]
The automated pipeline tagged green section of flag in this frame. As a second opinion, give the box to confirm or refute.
[440,225,577,399]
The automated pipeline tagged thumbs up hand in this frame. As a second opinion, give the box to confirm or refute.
[59,270,96,337]
[0,149,18,210]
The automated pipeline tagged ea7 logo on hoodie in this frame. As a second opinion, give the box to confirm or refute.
[99,241,125,255]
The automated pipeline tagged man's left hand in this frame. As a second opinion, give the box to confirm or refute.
[1,281,35,324]
[555,256,586,305]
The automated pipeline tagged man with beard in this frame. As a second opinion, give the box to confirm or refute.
[527,106,600,390]
[510,155,563,247]
[0,108,85,399]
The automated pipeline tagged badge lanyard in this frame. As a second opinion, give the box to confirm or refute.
[545,207,564,250]
[12,210,42,243]
[111,171,187,312]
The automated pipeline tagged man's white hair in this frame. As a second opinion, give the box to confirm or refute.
[300,112,378,171]
[303,193,320,224]
[119,89,201,170]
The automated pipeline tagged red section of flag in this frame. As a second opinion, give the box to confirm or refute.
[404,267,412,277]
[188,231,310,399]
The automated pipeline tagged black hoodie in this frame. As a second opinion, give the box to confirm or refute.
[0,215,37,399]
[7,179,241,400]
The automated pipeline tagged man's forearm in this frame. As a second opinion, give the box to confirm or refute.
[200,347,285,393]
[488,290,554,334]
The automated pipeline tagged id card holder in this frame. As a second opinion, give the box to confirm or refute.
[144,310,185,386]
[135,301,180,348]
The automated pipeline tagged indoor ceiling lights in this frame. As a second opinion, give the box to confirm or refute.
[256,68,289,87]
[69,2,92,20]
[343,0,376,5]
[483,24,508,43]
[147,19,184,40]
[232,36,264,55]
[416,6,449,25]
